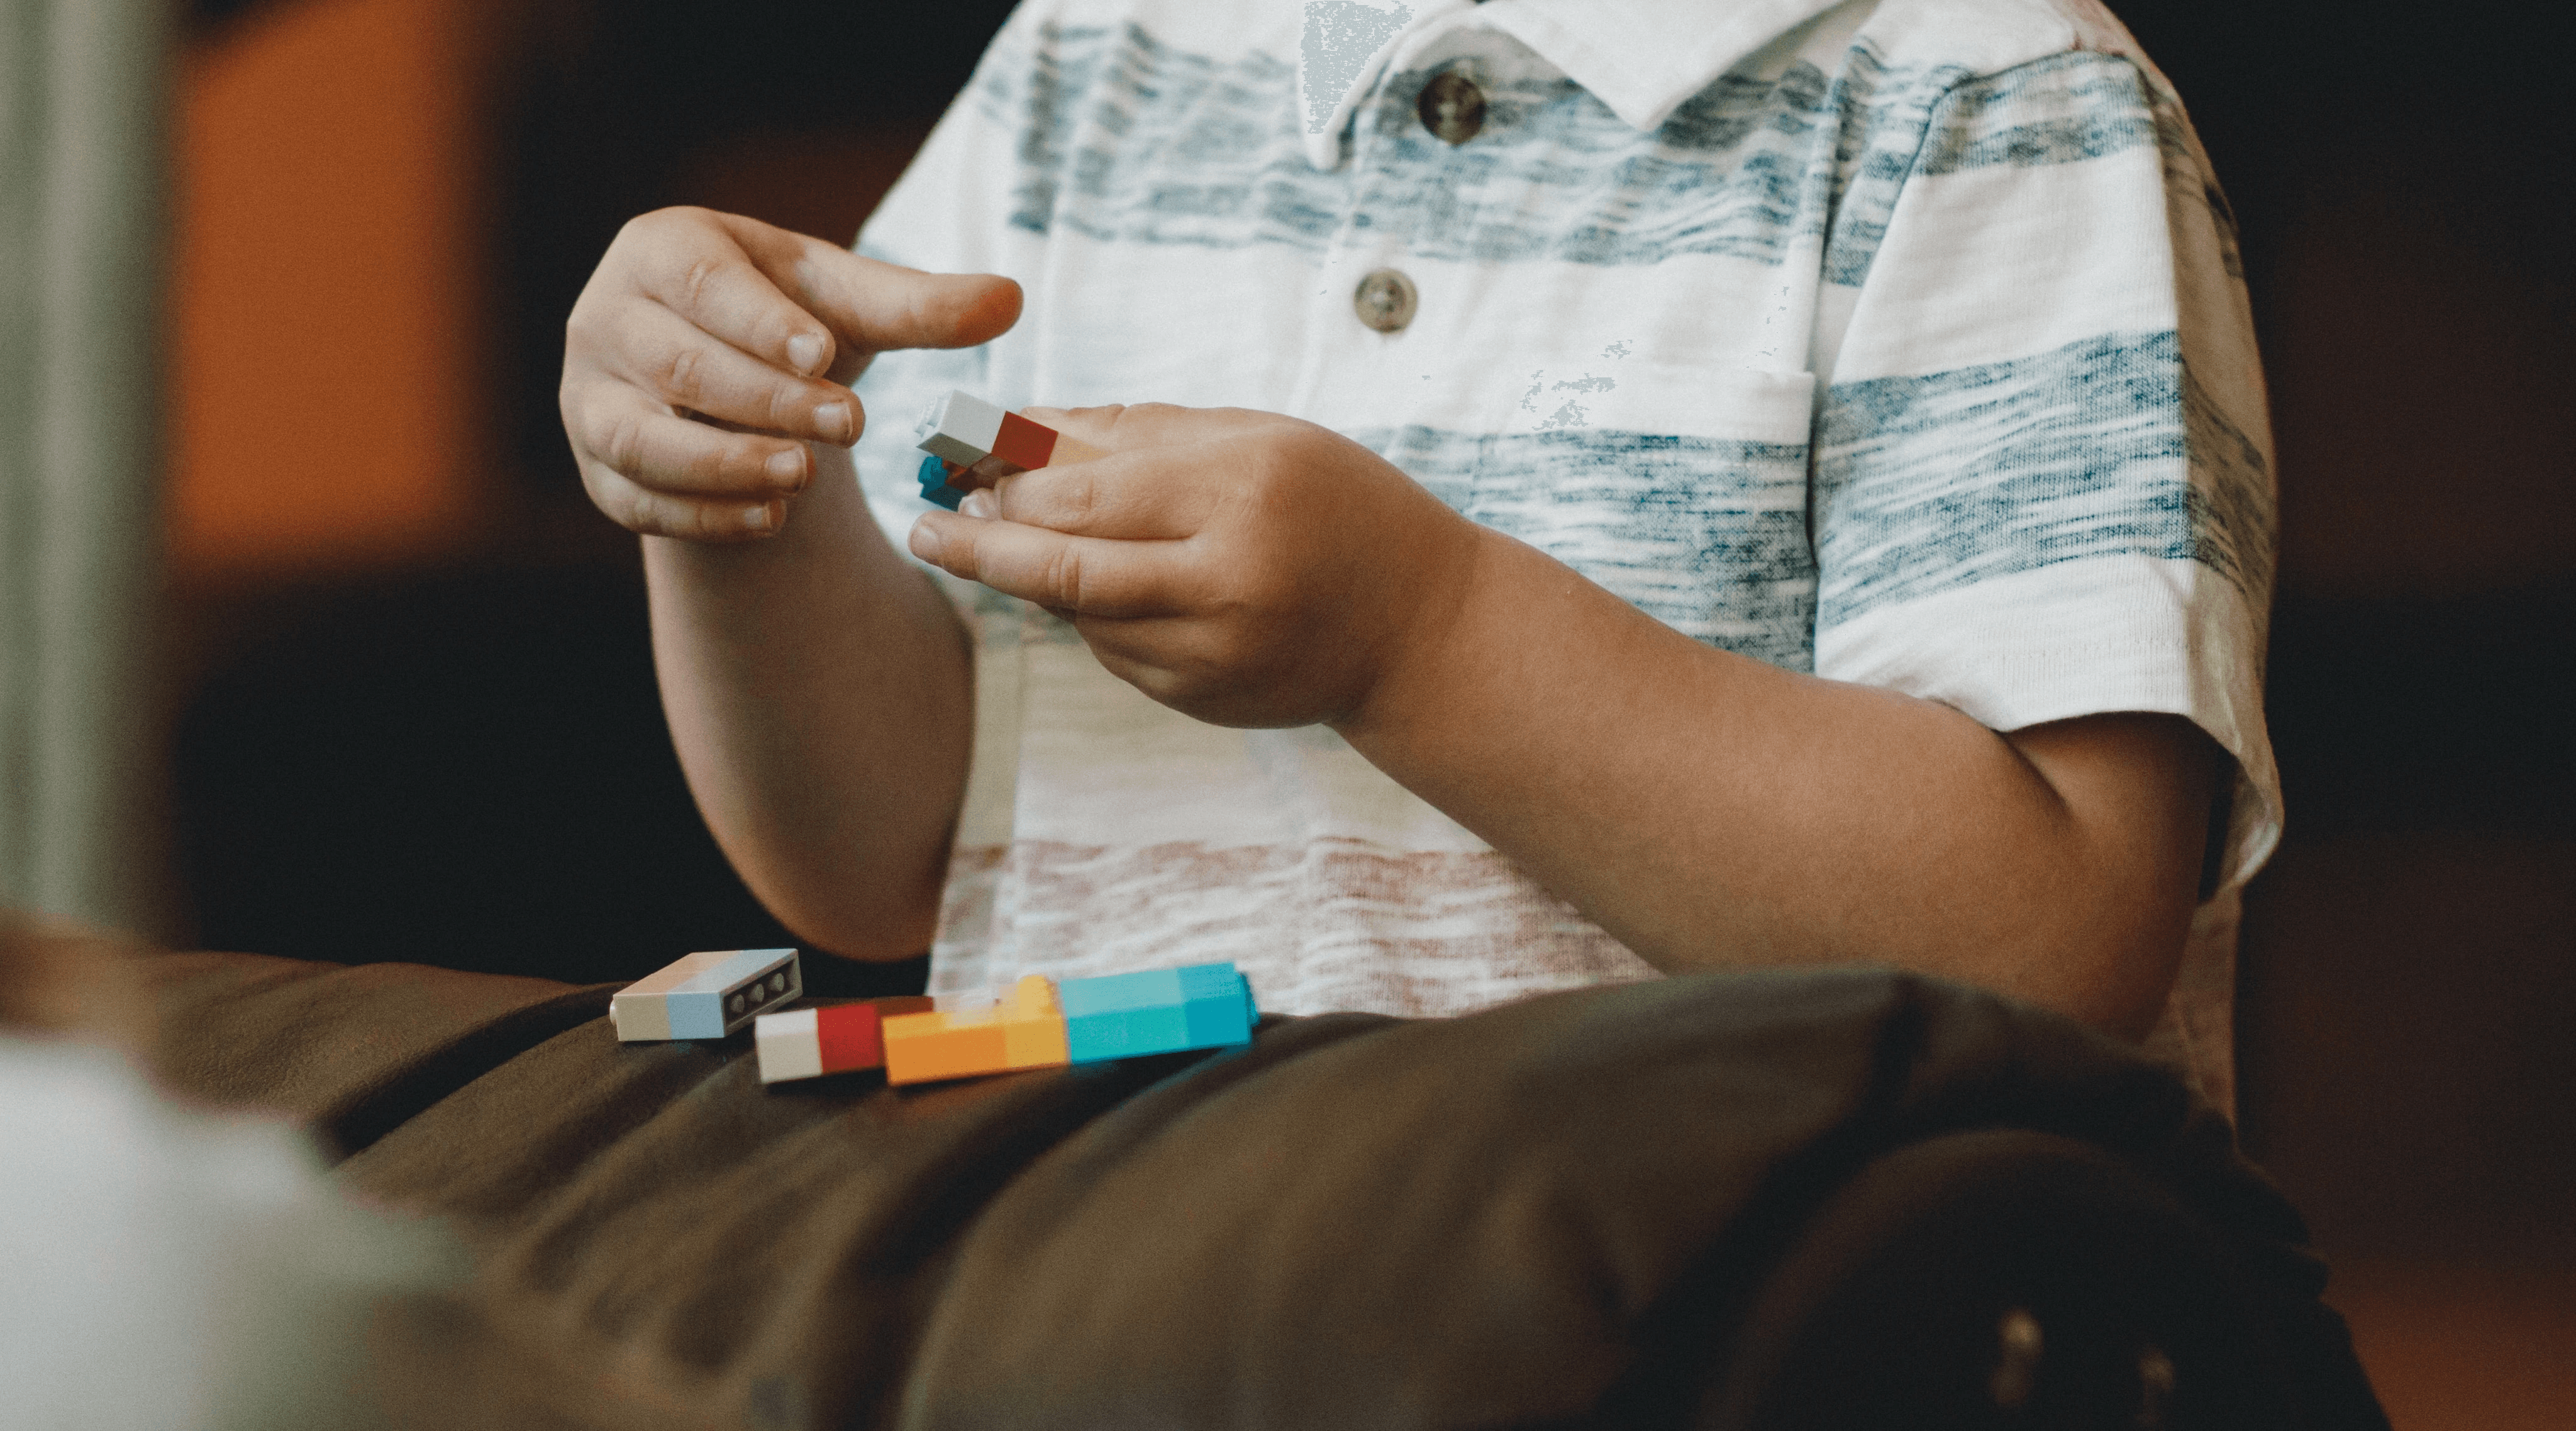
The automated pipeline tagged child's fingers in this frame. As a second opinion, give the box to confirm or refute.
[580,459,786,543]
[908,513,1181,618]
[614,208,848,385]
[609,299,860,445]
[564,382,813,499]
[757,238,1024,368]
[979,448,1221,541]
[705,213,1021,372]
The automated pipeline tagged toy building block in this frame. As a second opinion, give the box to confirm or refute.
[1058,962,1256,1064]
[611,948,801,1042]
[754,995,935,1084]
[882,975,1072,1086]
[912,389,1108,509]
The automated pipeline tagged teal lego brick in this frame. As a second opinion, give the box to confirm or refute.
[1183,971,1257,1047]
[1060,962,1255,1064]
[1065,1003,1190,1062]
[1059,967,1185,1016]
[917,453,963,509]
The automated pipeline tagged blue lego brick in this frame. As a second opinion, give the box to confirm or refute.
[917,454,963,509]
[1061,962,1255,1064]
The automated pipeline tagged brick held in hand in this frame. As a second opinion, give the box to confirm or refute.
[918,452,966,509]
[913,390,1008,470]
[911,390,1108,504]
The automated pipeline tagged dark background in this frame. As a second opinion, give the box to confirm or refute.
[170,0,1021,1001]
[160,1,2573,1420]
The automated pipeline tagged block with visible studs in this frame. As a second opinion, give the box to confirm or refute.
[611,948,802,1042]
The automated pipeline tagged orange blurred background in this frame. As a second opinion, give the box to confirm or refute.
[170,0,482,578]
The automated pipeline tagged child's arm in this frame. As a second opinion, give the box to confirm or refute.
[908,405,2214,1037]
[560,208,1020,958]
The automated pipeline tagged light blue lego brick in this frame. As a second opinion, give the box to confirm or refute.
[665,992,729,1040]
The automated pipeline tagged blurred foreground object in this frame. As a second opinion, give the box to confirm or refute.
[0,906,155,1052]
[0,1030,462,1429]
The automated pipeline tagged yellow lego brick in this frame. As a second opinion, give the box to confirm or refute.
[999,975,1070,1070]
[882,977,1072,1085]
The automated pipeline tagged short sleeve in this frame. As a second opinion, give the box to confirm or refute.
[1809,50,2281,891]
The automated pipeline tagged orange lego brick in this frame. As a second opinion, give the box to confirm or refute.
[882,976,1070,1085]
[882,1008,1007,1084]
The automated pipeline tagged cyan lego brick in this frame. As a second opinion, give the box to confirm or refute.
[1183,971,1256,1046]
[1065,1005,1189,1062]
[1061,962,1254,1064]
[1058,967,1184,1016]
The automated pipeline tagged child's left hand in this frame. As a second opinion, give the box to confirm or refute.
[906,404,1484,730]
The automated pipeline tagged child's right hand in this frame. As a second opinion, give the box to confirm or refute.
[560,207,1021,542]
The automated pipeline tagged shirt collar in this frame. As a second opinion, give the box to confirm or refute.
[1298,0,1854,169]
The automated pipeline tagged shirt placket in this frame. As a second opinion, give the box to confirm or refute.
[1286,56,1440,423]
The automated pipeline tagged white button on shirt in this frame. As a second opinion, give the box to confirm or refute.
[842,0,2280,1111]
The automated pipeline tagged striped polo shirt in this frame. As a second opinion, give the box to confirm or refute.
[840,0,2280,1107]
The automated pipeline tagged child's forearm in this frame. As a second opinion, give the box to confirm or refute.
[900,403,2212,1033]
[646,443,973,960]
[1333,526,2216,1038]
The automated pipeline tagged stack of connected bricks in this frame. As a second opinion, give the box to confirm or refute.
[911,389,1106,509]
[613,948,1258,1087]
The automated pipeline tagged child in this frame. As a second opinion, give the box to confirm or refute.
[557,0,2275,1106]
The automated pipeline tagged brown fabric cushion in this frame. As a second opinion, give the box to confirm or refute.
[140,954,2385,1430]
[145,951,606,1148]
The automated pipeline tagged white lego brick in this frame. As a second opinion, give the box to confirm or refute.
[754,1008,824,1083]
[914,389,1006,467]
